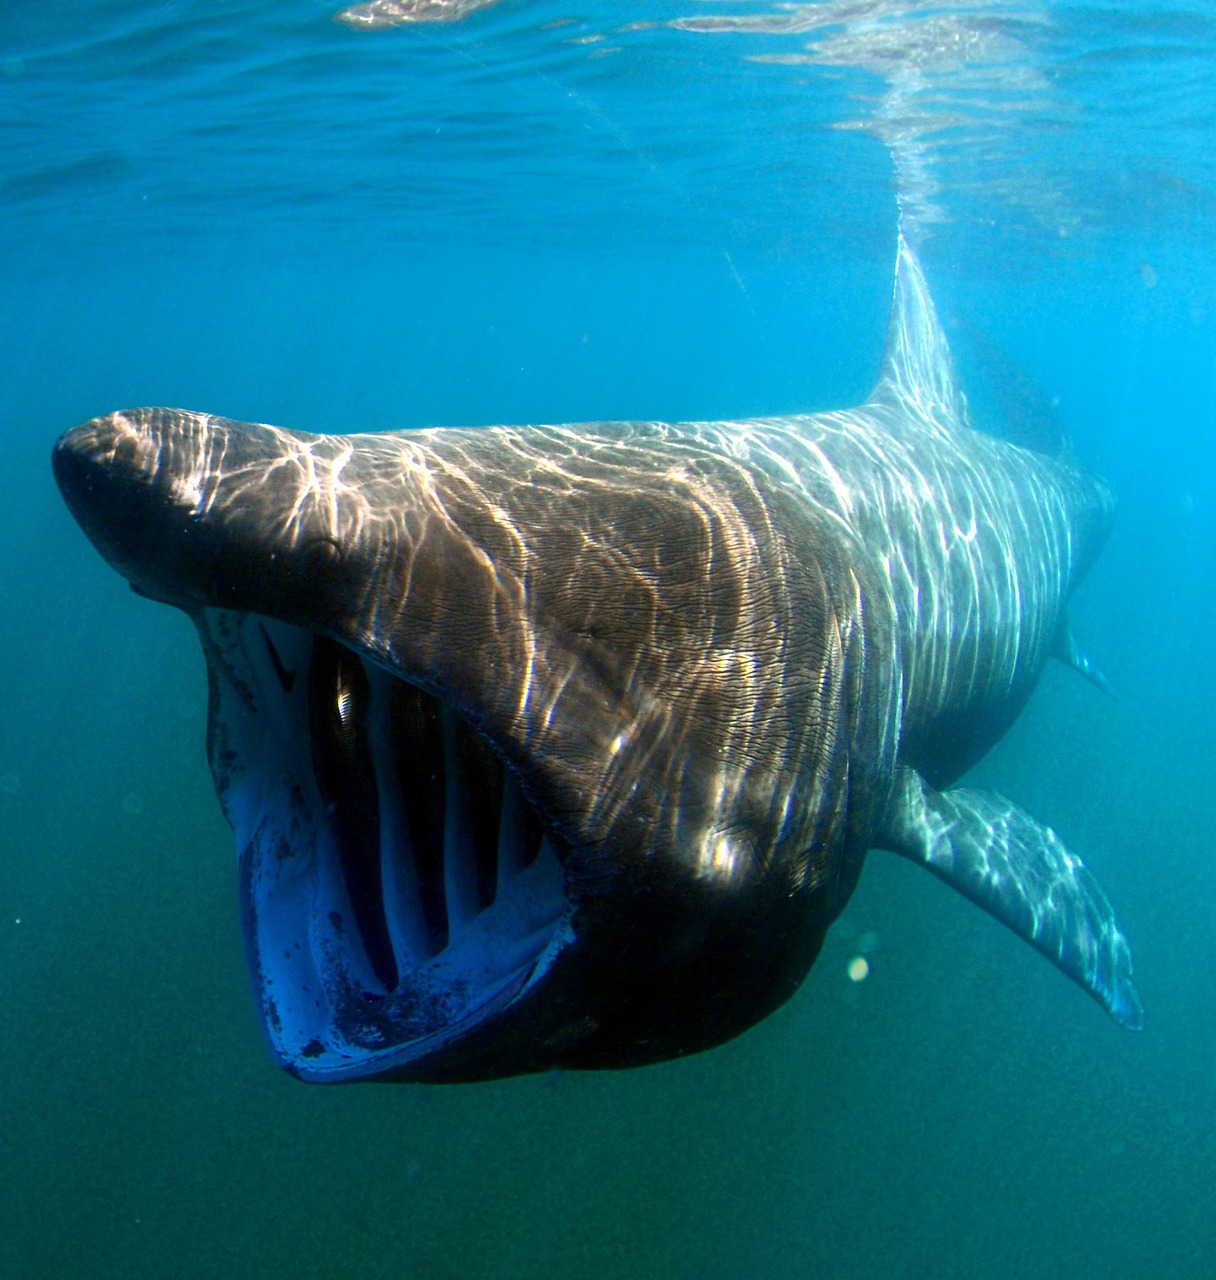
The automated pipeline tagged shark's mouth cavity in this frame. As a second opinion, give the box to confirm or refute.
[203,612,570,1082]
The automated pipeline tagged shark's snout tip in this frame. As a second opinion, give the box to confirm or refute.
[52,411,156,501]
[52,417,121,529]
[55,409,135,494]
[52,410,209,606]
[51,425,85,495]
[52,407,372,622]
[52,416,100,472]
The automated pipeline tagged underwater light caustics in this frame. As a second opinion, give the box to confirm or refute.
[335,0,504,27]
[52,239,1141,1085]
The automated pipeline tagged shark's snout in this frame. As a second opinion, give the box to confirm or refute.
[53,410,365,620]
[53,411,183,600]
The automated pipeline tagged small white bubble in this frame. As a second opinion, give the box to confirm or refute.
[847,955,870,983]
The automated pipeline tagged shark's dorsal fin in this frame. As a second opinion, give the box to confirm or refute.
[869,236,972,431]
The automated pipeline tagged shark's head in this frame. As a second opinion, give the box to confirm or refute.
[54,407,896,1083]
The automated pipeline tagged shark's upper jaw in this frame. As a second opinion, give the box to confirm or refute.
[204,610,573,1083]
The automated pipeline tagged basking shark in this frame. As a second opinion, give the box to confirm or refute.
[53,240,1141,1084]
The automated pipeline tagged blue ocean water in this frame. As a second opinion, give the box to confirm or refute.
[1,2,1213,1277]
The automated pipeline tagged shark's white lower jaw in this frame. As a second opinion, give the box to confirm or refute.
[202,612,571,1083]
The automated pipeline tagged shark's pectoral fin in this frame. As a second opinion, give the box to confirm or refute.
[877,767,1143,1029]
[1052,617,1117,697]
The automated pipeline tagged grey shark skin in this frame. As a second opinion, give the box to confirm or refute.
[53,240,1142,1084]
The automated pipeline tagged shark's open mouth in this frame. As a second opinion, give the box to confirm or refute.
[200,610,571,1082]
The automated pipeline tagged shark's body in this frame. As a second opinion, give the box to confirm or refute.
[53,240,1140,1083]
